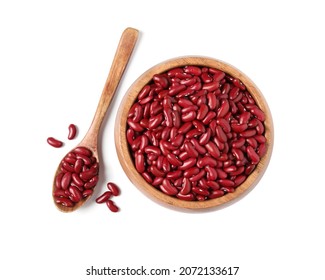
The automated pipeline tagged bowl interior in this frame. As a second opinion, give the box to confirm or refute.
[115,56,273,210]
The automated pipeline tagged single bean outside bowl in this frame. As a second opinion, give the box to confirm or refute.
[115,56,273,210]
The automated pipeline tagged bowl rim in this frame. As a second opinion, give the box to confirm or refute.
[114,55,274,210]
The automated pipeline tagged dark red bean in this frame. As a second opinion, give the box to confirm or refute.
[61,172,72,190]
[197,156,217,168]
[180,177,191,195]
[82,189,93,198]
[231,123,248,133]
[246,146,260,164]
[176,193,195,201]
[73,147,92,157]
[84,176,98,189]
[234,175,247,187]
[250,107,265,121]
[192,186,209,196]
[106,200,119,212]
[166,153,182,166]
[68,124,77,140]
[202,111,216,125]
[160,179,178,196]
[202,81,219,91]
[217,100,229,118]
[68,185,82,203]
[179,158,197,170]
[189,170,206,182]
[107,182,120,196]
[96,191,112,203]
[181,111,197,122]
[135,152,145,173]
[183,167,200,178]
[209,190,224,199]
[71,173,84,187]
[218,179,235,188]
[47,137,63,148]
[184,65,202,76]
[166,170,182,180]
[197,104,209,120]
[55,197,74,207]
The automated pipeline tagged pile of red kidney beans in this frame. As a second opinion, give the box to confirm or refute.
[126,65,267,201]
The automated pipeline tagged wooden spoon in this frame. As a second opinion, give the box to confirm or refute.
[53,27,139,212]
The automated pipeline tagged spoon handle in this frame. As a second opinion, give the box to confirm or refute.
[83,27,139,144]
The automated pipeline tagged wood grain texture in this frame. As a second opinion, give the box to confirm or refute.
[53,27,139,212]
[115,56,273,211]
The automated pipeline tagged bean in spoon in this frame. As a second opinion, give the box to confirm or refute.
[52,27,139,212]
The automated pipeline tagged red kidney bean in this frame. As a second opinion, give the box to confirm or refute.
[205,141,220,158]
[80,166,98,181]
[215,126,227,143]
[205,165,218,181]
[246,137,258,149]
[201,72,213,83]
[72,173,84,187]
[160,179,178,196]
[206,181,220,190]
[197,104,209,120]
[231,123,248,133]
[82,189,93,198]
[192,186,210,196]
[106,182,120,196]
[257,143,267,157]
[234,175,246,187]
[199,128,211,145]
[96,191,112,203]
[184,65,202,76]
[209,190,225,199]
[135,152,145,173]
[202,111,216,125]
[197,156,217,168]
[182,169,199,180]
[61,172,72,190]
[47,137,63,148]
[202,81,219,91]
[153,74,169,89]
[189,170,206,182]
[84,175,98,189]
[68,124,77,140]
[178,122,193,134]
[74,147,92,157]
[239,129,256,138]
[181,111,197,122]
[247,146,260,164]
[68,185,82,203]
[106,199,119,212]
[250,107,265,121]
[166,153,182,166]
[74,159,84,173]
[176,193,195,201]
[192,120,206,133]
[166,170,182,180]
[217,100,229,118]
[179,158,197,170]
[126,65,267,201]
[179,177,191,195]
[55,197,74,207]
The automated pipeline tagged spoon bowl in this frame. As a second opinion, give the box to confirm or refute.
[52,27,139,212]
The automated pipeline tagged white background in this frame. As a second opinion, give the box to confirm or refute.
[1,0,324,279]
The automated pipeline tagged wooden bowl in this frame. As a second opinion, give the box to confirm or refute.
[115,56,273,210]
